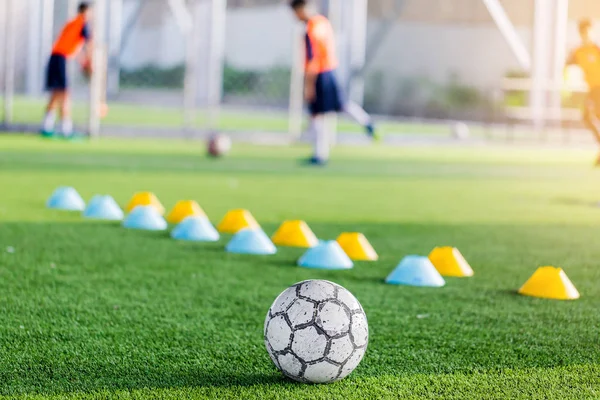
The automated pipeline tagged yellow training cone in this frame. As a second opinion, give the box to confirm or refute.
[518,266,580,300]
[126,192,165,215]
[167,200,207,224]
[217,209,259,234]
[428,247,474,277]
[336,232,378,261]
[271,220,318,248]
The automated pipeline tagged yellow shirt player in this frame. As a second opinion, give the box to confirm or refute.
[566,19,600,149]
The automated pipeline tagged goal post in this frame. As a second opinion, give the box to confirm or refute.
[2,0,16,125]
[167,0,194,129]
[88,0,108,138]
[166,0,193,36]
[288,22,306,140]
[182,0,226,134]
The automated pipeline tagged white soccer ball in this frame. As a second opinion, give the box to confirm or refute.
[264,280,368,384]
[451,122,470,140]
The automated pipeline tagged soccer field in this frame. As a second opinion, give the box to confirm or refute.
[0,135,599,399]
[8,96,451,136]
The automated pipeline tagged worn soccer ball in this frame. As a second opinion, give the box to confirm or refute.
[264,280,368,384]
[207,134,232,157]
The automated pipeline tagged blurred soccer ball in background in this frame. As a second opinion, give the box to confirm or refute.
[451,122,470,140]
[207,134,232,157]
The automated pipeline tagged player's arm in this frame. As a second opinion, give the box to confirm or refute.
[304,32,320,102]
[565,49,577,67]
[78,24,93,66]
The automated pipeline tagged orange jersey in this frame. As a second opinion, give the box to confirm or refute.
[51,15,90,58]
[305,15,338,75]
[567,44,600,89]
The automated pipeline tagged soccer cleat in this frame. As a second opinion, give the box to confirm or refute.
[61,132,87,142]
[365,123,380,142]
[40,129,55,138]
[306,156,328,166]
[299,157,328,166]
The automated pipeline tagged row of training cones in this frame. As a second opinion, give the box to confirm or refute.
[47,188,124,220]
[47,189,207,224]
[384,251,579,300]
[124,204,583,300]
[46,188,379,266]
[46,188,581,301]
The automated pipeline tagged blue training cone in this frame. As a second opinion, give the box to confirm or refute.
[226,228,276,255]
[123,205,167,231]
[46,186,86,211]
[85,195,104,211]
[386,255,446,287]
[298,240,353,270]
[171,216,220,242]
[83,195,124,221]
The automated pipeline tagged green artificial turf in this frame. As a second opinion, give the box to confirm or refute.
[0,135,600,399]
[9,96,460,136]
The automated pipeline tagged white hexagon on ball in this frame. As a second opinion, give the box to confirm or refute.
[350,312,369,348]
[277,352,303,378]
[264,280,368,384]
[265,314,292,352]
[292,326,327,362]
[299,280,335,302]
[287,298,315,328]
[303,360,340,383]
[269,286,297,315]
[316,301,350,337]
[327,335,354,364]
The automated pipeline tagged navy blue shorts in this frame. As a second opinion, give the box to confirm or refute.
[45,54,67,91]
[309,70,344,116]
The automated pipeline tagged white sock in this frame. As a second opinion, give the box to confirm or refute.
[344,101,371,127]
[61,119,73,136]
[312,115,330,161]
[42,112,56,132]
[324,113,338,147]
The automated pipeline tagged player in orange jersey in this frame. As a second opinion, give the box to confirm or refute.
[566,19,600,164]
[41,2,93,138]
[290,0,376,165]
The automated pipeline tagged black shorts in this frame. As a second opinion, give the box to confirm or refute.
[309,70,344,116]
[45,54,67,91]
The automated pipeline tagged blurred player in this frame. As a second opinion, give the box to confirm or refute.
[41,2,93,138]
[290,0,376,165]
[566,19,600,164]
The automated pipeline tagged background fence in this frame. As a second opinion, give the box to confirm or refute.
[2,0,600,143]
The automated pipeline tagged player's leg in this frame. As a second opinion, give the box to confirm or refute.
[587,89,600,166]
[304,73,329,165]
[583,93,600,143]
[41,55,62,136]
[344,101,376,139]
[42,91,60,135]
[59,90,74,137]
[47,53,75,137]
[326,70,376,139]
[311,114,329,164]
[582,90,600,165]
